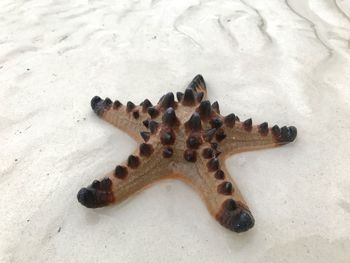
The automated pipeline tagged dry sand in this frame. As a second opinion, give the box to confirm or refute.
[1,0,350,262]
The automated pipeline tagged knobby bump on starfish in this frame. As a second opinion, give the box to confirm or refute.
[77,75,297,233]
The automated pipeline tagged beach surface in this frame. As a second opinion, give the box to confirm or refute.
[1,0,350,262]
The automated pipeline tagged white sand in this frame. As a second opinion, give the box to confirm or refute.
[1,0,350,262]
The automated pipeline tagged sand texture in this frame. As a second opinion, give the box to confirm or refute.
[0,0,350,262]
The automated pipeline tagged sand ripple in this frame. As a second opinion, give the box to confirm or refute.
[0,0,350,262]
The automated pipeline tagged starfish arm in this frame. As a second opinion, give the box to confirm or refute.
[90,96,152,141]
[218,118,297,155]
[214,159,255,233]
[77,143,171,208]
[170,144,255,233]
[187,74,207,99]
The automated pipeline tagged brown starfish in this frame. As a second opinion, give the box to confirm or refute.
[77,75,297,233]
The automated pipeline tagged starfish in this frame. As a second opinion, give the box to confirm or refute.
[77,75,297,233]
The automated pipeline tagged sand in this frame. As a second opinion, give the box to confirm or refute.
[0,0,350,262]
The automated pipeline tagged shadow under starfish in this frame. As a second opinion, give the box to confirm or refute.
[77,75,297,233]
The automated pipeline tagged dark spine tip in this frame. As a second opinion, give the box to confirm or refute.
[176,92,184,102]
[185,112,202,132]
[198,100,212,119]
[143,119,149,128]
[139,143,154,157]
[258,122,268,135]
[162,147,173,158]
[288,126,297,141]
[217,182,233,195]
[141,99,153,112]
[162,107,179,127]
[207,158,219,171]
[280,126,297,142]
[100,178,112,190]
[184,149,197,162]
[91,96,111,116]
[215,170,225,180]
[160,129,175,145]
[77,188,97,208]
[77,183,114,208]
[113,100,122,109]
[147,106,159,119]
[160,92,175,109]
[215,128,226,142]
[132,110,140,119]
[104,98,112,106]
[216,200,255,233]
[126,101,136,112]
[182,88,196,106]
[140,131,151,142]
[188,74,206,91]
[91,180,100,189]
[114,165,128,179]
[91,96,102,110]
[195,74,204,81]
[212,101,220,114]
[243,118,252,131]
[271,125,281,136]
[202,148,214,159]
[210,117,223,128]
[224,113,235,127]
[204,128,217,142]
[186,135,202,149]
[127,155,140,169]
[149,121,159,134]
